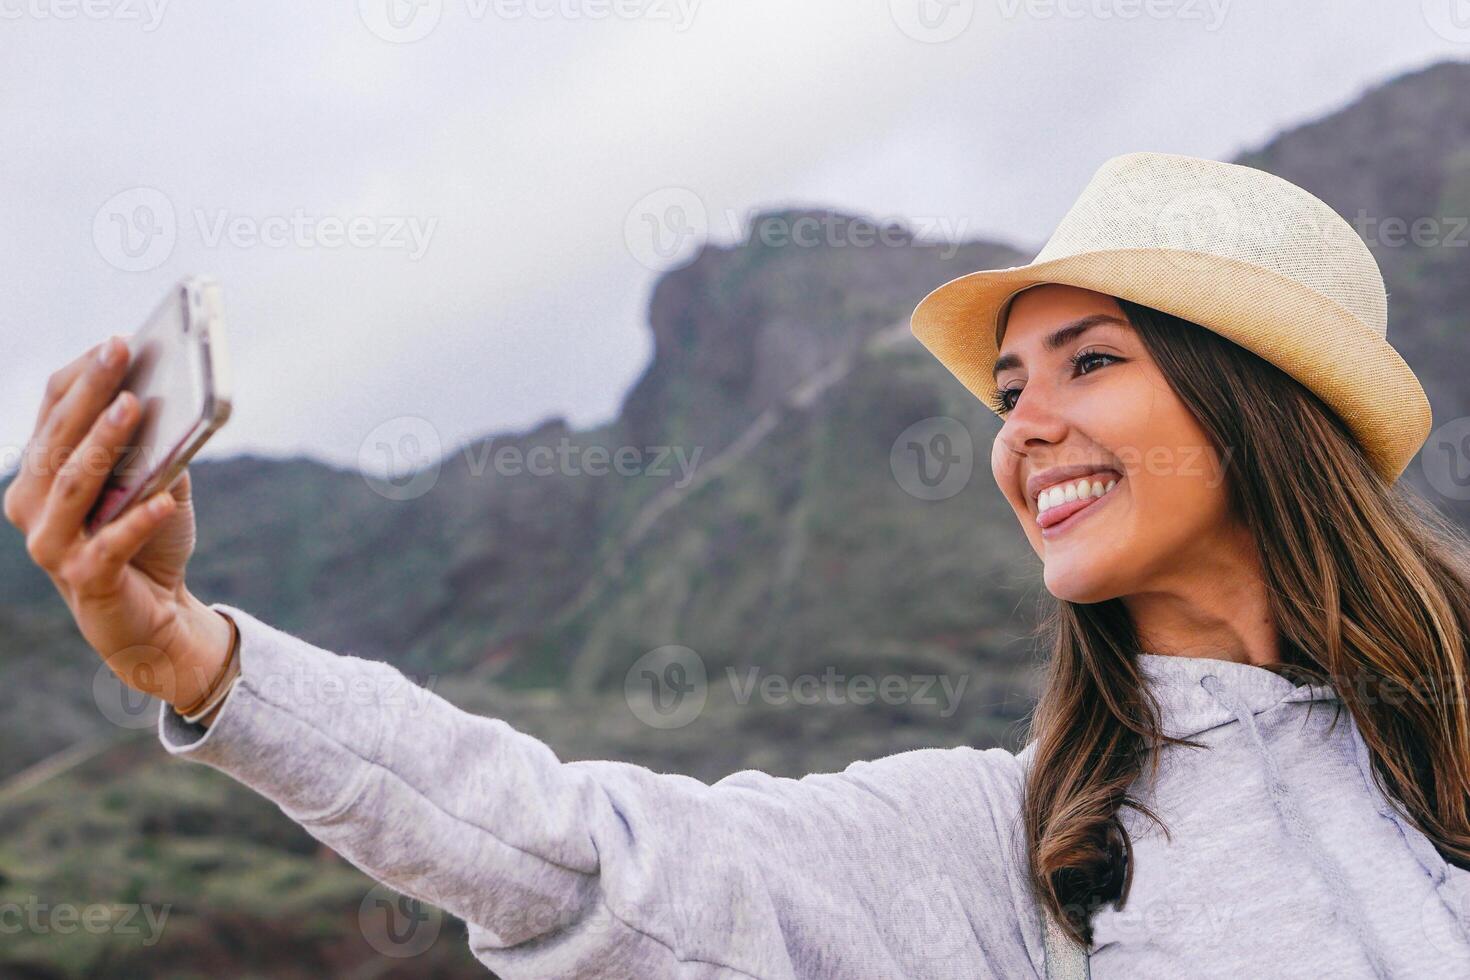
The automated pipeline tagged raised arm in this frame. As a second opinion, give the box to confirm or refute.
[160,603,1045,979]
[8,337,1043,978]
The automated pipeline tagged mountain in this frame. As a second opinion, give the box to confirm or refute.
[1234,58,1470,526]
[2,58,1468,977]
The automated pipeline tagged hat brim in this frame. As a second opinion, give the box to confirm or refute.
[909,247,1432,482]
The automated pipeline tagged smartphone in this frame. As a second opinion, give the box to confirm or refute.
[84,276,233,535]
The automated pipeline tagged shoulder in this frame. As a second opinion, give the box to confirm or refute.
[865,741,1030,789]
[707,742,1043,973]
[823,741,1032,834]
[850,740,1031,791]
[706,740,1031,828]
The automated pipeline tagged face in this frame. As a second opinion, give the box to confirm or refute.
[990,284,1238,603]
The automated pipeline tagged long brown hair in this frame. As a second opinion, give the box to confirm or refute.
[1022,297,1470,945]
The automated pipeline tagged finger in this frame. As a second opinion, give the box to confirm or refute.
[31,389,140,559]
[7,337,127,534]
[23,337,131,500]
[64,488,175,599]
[34,336,125,436]
[167,466,191,503]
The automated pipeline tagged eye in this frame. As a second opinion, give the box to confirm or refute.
[992,386,1021,414]
[1072,347,1119,375]
[990,347,1123,416]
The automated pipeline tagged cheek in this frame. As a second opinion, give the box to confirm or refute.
[1109,389,1231,546]
[991,434,1027,513]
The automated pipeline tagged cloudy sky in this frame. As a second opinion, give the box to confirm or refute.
[3,0,1465,478]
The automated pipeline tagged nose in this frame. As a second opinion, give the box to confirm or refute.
[996,377,1068,454]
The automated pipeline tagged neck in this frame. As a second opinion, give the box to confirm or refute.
[1122,523,1281,667]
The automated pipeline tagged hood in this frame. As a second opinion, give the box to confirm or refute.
[1131,652,1400,978]
[1018,653,1400,976]
[1135,652,1340,740]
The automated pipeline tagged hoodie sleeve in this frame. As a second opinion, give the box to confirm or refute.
[157,603,1044,979]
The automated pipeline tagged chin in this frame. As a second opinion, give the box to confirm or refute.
[1041,554,1125,604]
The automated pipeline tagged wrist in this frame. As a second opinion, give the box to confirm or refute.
[171,592,237,715]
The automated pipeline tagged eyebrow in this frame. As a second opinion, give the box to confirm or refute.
[991,313,1129,381]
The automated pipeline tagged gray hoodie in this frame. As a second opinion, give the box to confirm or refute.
[156,603,1470,978]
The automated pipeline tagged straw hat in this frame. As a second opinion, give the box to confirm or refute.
[908,151,1432,482]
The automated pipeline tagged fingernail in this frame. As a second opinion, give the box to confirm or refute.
[96,338,117,367]
[108,394,129,423]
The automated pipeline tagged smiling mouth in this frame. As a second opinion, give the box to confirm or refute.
[1035,474,1122,535]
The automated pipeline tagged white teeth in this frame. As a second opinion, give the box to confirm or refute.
[1036,475,1120,513]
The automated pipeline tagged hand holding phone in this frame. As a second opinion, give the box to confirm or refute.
[3,276,238,714]
[84,276,232,534]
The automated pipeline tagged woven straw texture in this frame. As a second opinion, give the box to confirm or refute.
[909,152,1432,482]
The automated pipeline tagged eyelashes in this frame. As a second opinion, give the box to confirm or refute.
[990,347,1121,415]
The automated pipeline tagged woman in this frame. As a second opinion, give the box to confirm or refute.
[9,152,1470,978]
